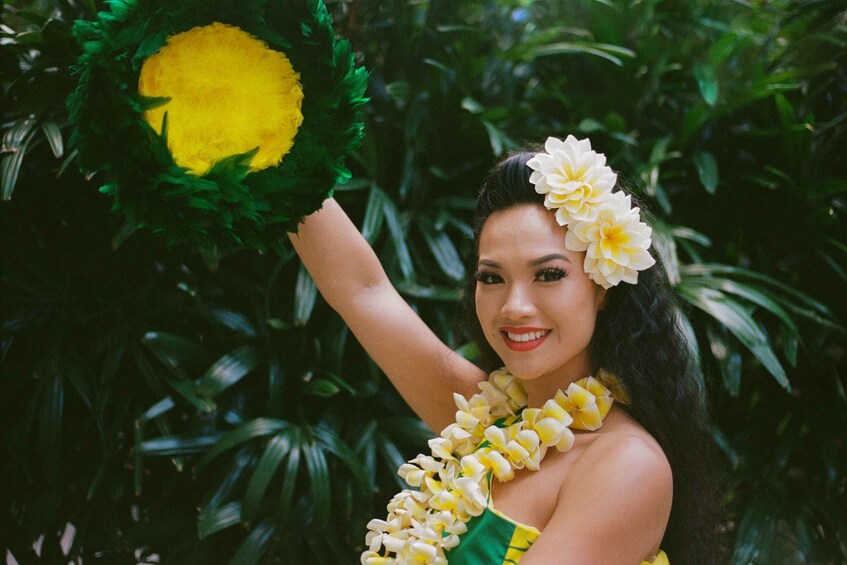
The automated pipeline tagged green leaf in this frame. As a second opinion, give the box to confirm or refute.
[138,397,176,423]
[395,281,460,301]
[228,518,275,565]
[142,331,212,366]
[481,120,515,156]
[313,424,371,490]
[710,424,740,469]
[196,346,260,399]
[65,359,93,411]
[417,218,465,281]
[38,373,63,484]
[731,495,777,564]
[682,276,798,335]
[1,118,38,201]
[317,370,356,396]
[528,41,635,66]
[294,264,317,326]
[57,148,79,178]
[267,360,284,417]
[111,221,139,250]
[361,185,386,244]
[138,433,223,456]
[706,323,742,396]
[242,431,294,523]
[208,308,256,336]
[774,93,796,128]
[303,378,341,397]
[382,196,415,280]
[681,103,711,142]
[385,81,411,107]
[377,432,408,486]
[455,341,482,362]
[693,151,719,194]
[277,442,301,515]
[676,283,789,390]
[40,121,64,158]
[461,96,484,114]
[198,501,242,538]
[682,264,841,330]
[674,308,701,371]
[381,417,433,446]
[133,346,214,412]
[196,418,290,471]
[334,178,373,192]
[169,379,217,413]
[693,63,719,106]
[303,441,331,526]
[651,225,681,286]
[354,421,377,480]
[671,226,712,248]
[782,330,798,368]
[199,448,254,526]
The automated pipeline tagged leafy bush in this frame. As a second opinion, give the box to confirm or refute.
[2,0,845,563]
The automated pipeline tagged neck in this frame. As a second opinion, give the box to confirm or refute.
[520,359,593,408]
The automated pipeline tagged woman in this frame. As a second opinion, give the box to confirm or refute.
[289,136,723,564]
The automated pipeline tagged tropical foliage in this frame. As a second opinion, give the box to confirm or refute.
[1,0,845,563]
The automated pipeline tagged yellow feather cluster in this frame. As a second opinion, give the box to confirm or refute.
[138,22,304,175]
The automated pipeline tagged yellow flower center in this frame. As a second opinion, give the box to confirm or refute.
[138,22,304,175]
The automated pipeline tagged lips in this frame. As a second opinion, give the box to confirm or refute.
[500,327,551,351]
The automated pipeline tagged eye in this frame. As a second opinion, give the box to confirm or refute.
[535,267,567,282]
[474,270,503,285]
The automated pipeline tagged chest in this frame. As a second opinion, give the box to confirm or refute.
[488,436,592,530]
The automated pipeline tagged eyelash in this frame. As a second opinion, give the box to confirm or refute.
[474,267,567,285]
[474,270,502,285]
[536,267,567,282]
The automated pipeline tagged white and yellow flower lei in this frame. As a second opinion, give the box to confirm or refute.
[527,135,656,289]
[361,369,620,565]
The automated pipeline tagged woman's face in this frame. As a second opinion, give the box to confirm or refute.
[474,203,606,384]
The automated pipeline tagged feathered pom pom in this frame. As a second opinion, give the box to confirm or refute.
[67,0,368,252]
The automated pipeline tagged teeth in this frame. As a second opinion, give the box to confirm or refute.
[505,330,549,342]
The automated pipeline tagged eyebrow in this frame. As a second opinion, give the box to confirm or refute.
[478,253,571,268]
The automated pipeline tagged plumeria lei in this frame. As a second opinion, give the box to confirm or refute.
[527,136,656,289]
[361,369,617,565]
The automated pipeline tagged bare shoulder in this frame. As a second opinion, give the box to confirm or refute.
[573,426,672,495]
[564,421,674,528]
[520,417,672,563]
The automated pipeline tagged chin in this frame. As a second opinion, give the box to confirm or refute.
[500,361,546,381]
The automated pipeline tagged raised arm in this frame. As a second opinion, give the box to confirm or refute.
[288,198,485,432]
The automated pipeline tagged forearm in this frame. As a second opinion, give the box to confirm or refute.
[287,198,387,310]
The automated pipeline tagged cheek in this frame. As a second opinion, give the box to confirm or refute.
[539,290,599,334]
[474,291,502,342]
[474,292,492,327]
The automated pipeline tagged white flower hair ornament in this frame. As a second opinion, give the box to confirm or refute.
[527,136,656,289]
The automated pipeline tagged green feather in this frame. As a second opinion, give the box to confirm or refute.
[67,0,368,251]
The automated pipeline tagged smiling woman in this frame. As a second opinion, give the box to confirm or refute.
[288,137,724,564]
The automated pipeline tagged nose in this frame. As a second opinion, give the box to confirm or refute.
[500,282,536,321]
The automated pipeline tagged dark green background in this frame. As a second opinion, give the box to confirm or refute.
[2,0,845,563]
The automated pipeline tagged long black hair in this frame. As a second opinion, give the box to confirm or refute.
[462,149,726,564]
